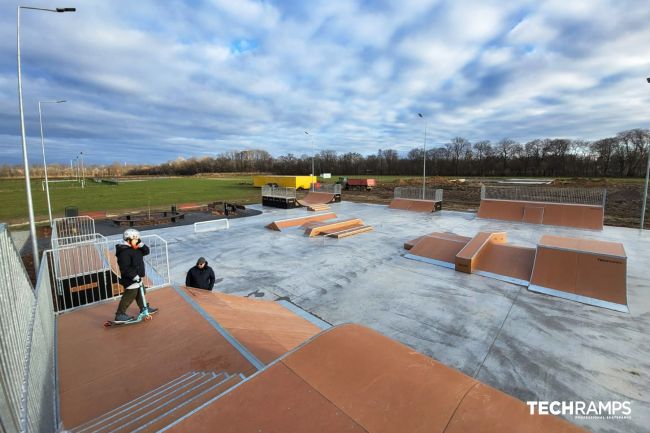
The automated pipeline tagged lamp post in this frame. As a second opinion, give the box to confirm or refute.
[39,99,66,226]
[418,113,427,199]
[642,77,650,230]
[79,151,85,188]
[17,5,76,274]
[304,131,315,188]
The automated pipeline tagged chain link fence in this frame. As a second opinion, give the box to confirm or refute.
[394,187,443,201]
[480,185,606,206]
[261,185,296,199]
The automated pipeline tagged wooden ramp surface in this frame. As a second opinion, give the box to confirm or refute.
[297,192,336,206]
[389,198,440,212]
[58,287,255,428]
[265,212,336,231]
[168,324,587,433]
[304,218,364,237]
[182,288,322,363]
[408,233,472,265]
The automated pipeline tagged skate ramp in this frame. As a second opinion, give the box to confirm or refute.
[57,287,255,428]
[297,191,336,206]
[405,232,472,268]
[529,235,628,312]
[478,199,604,230]
[388,198,441,212]
[182,288,322,363]
[304,218,364,237]
[265,212,336,231]
[168,324,588,433]
[455,232,507,274]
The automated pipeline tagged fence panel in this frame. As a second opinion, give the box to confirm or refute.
[261,186,296,199]
[51,216,96,249]
[311,183,342,194]
[194,219,230,233]
[394,187,443,201]
[480,185,606,206]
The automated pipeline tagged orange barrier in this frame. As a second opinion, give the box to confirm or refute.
[478,199,604,230]
[265,212,337,231]
[388,198,441,212]
[169,324,588,433]
[529,235,628,312]
[297,192,336,206]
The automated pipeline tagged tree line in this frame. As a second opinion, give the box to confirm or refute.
[2,128,648,178]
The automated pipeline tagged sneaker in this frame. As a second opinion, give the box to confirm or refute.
[143,305,159,315]
[114,313,134,323]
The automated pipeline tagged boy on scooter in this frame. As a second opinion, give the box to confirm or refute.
[114,228,159,323]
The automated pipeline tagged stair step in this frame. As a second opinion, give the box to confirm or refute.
[109,373,228,433]
[89,373,219,433]
[134,374,244,432]
[71,372,199,433]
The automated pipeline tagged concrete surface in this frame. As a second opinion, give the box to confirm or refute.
[129,201,650,433]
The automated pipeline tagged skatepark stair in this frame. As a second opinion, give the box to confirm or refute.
[68,370,244,433]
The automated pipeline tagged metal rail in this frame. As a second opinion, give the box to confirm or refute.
[394,187,443,201]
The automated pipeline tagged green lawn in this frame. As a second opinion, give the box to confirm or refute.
[1,176,259,224]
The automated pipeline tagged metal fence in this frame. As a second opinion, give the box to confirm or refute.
[480,185,607,206]
[0,224,57,433]
[51,216,96,248]
[261,185,296,199]
[311,183,342,194]
[394,187,443,201]
[47,234,170,312]
[194,219,230,233]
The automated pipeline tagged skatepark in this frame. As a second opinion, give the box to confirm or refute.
[3,190,650,433]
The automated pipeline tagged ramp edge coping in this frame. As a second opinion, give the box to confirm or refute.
[403,254,456,269]
[527,284,629,313]
[276,300,332,330]
[173,286,265,370]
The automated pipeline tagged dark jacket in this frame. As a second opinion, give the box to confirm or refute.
[186,261,216,291]
[116,242,150,287]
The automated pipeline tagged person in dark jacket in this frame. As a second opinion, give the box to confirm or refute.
[185,257,216,291]
[114,229,159,322]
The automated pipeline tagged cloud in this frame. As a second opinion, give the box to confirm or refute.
[0,0,649,165]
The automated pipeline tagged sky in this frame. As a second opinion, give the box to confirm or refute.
[1,0,650,165]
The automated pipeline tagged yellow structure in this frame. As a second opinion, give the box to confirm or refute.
[253,175,317,190]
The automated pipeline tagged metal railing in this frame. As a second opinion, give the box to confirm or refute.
[394,187,443,202]
[480,185,607,206]
[51,216,95,248]
[310,183,342,194]
[47,234,170,312]
[261,185,296,199]
[0,223,57,433]
[194,219,230,233]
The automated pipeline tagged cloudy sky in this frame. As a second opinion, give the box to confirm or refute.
[1,0,650,165]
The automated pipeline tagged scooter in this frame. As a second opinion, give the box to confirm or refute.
[104,281,153,327]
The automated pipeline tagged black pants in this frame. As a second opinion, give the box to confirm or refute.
[116,285,147,315]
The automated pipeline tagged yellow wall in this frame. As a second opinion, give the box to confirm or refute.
[253,175,317,189]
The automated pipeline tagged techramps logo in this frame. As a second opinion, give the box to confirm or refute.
[526,401,632,420]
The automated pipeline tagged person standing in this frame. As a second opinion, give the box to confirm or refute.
[185,257,216,291]
[114,228,158,323]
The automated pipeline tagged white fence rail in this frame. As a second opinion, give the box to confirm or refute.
[261,186,296,199]
[394,187,443,201]
[480,185,607,206]
[194,219,230,233]
[0,223,58,433]
[51,216,96,248]
[311,183,342,194]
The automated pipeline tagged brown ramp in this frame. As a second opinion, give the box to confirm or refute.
[388,198,412,210]
[296,192,336,206]
[473,242,536,286]
[167,324,588,433]
[405,232,471,268]
[265,212,336,231]
[529,235,628,312]
[455,232,507,274]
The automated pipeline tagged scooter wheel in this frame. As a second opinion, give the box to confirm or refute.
[144,315,152,321]
[103,321,112,327]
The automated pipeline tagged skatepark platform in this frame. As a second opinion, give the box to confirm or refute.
[122,202,650,433]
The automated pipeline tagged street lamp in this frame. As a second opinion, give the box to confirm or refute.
[79,151,85,188]
[39,99,66,226]
[418,113,427,199]
[304,131,315,187]
[17,5,76,274]
[641,77,650,230]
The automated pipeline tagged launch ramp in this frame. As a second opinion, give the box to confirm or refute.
[529,235,628,312]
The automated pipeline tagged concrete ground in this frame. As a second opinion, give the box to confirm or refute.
[134,201,649,433]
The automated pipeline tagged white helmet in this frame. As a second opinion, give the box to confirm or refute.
[123,228,141,242]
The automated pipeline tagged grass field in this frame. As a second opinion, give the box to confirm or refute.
[1,176,258,224]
